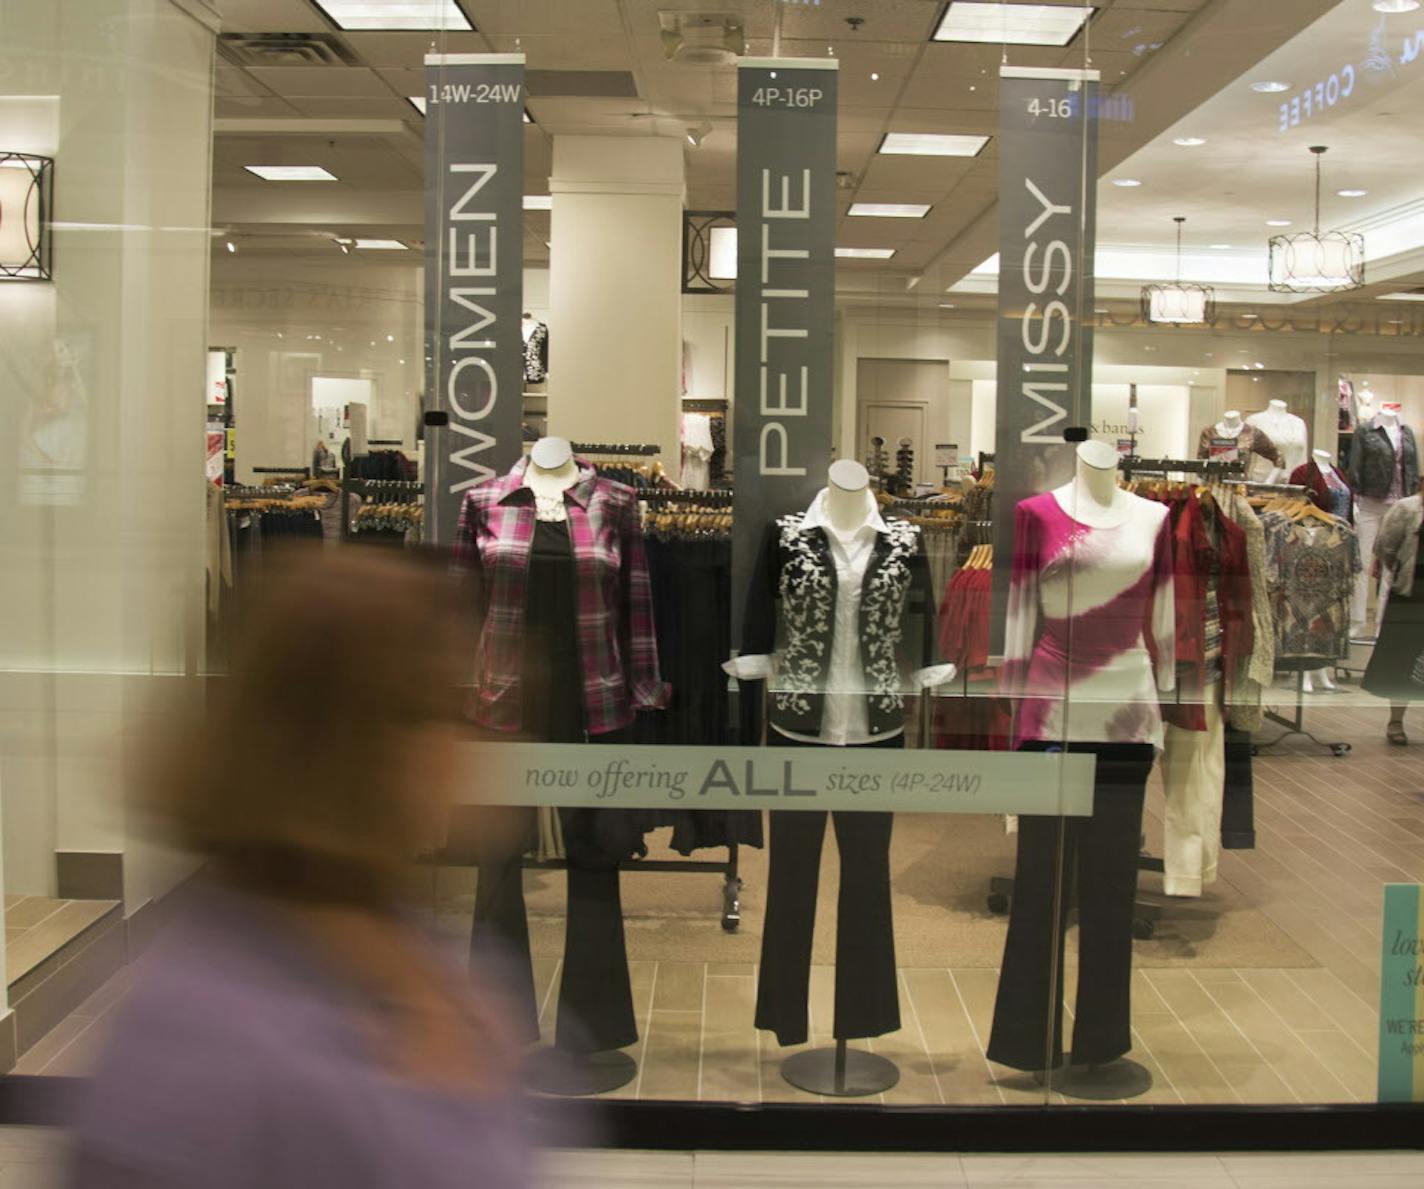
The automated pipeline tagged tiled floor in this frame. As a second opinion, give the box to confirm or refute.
[0,1136,1420,1189]
[12,694,1421,1113]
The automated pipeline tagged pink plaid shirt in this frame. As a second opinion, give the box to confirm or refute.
[452,457,670,736]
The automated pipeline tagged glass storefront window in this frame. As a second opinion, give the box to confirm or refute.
[3,0,1424,1153]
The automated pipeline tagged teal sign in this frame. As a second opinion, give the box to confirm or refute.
[1379,883,1424,1102]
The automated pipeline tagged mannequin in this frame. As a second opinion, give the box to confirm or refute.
[454,436,669,1094]
[731,461,950,1094]
[988,440,1174,1096]
[1196,410,1282,479]
[1348,403,1419,639]
[1246,399,1308,478]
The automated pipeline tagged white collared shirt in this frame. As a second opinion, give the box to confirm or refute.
[773,488,903,747]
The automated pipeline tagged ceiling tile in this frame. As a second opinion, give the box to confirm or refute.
[219,0,330,34]
[465,0,625,36]
[286,97,417,119]
[215,96,301,118]
[246,65,396,98]
[344,31,484,67]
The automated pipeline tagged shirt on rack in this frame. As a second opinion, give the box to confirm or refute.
[680,413,715,490]
[1259,511,1360,663]
[453,456,670,736]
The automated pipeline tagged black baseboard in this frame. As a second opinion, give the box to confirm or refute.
[8,1078,1420,1152]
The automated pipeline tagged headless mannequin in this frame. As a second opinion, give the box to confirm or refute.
[1216,410,1244,438]
[522,313,537,343]
[1052,439,1129,528]
[825,458,876,534]
[526,437,578,520]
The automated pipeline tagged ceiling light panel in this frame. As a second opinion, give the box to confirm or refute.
[836,247,896,259]
[355,239,408,250]
[244,165,338,181]
[879,132,989,157]
[311,1,472,32]
[934,2,1094,47]
[523,195,552,210]
[848,203,931,218]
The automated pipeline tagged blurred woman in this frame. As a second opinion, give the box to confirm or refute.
[1363,474,1424,745]
[70,551,530,1189]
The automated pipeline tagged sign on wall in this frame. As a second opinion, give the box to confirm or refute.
[1379,883,1424,1101]
[990,66,1100,651]
[731,57,838,639]
[422,53,526,546]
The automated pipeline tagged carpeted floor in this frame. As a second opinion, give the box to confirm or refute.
[428,809,1315,970]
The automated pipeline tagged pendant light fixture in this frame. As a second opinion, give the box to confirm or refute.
[1268,146,1364,293]
[1140,216,1215,325]
[0,151,53,281]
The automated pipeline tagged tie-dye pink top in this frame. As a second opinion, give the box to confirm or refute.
[1002,490,1176,751]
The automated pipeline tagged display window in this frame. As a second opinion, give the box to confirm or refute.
[5,0,1424,1155]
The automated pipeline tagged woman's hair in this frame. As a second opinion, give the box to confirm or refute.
[160,548,466,906]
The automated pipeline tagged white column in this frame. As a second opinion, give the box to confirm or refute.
[547,136,685,469]
[0,0,214,915]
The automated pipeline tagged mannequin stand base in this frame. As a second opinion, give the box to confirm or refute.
[781,1040,899,1097]
[523,1045,636,1097]
[1045,1058,1153,1101]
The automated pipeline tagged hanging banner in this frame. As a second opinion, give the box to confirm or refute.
[452,741,1095,815]
[1379,883,1424,1101]
[423,52,526,546]
[731,57,838,640]
[990,66,1100,651]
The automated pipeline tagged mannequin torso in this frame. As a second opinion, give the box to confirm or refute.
[525,438,578,521]
[1246,400,1308,476]
[1216,411,1244,439]
[1051,440,1131,528]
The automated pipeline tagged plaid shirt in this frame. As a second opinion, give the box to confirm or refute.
[452,456,669,735]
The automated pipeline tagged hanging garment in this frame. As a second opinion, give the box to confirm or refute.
[1196,423,1282,481]
[522,320,549,385]
[1221,726,1256,850]
[1217,489,1273,733]
[1289,459,1355,523]
[754,736,901,1047]
[1348,419,1418,500]
[933,566,1012,751]
[453,456,670,735]
[738,493,942,743]
[1162,497,1253,732]
[1001,491,1175,751]
[1353,496,1394,639]
[1261,512,1359,662]
[1162,684,1226,897]
[680,412,714,490]
[987,742,1155,1072]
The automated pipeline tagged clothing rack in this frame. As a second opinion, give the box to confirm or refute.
[681,398,727,413]
[252,465,310,478]
[524,851,742,932]
[573,442,661,456]
[1255,668,1351,757]
[640,488,733,506]
[342,476,423,540]
[1119,457,1246,480]
[1240,481,1308,497]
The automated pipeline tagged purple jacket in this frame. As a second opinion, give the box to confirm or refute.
[71,889,531,1189]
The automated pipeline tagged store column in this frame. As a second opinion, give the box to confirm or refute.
[0,0,214,982]
[546,136,685,466]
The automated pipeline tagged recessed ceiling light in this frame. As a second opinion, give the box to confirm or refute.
[244,165,338,182]
[933,2,1094,47]
[523,195,552,210]
[354,239,408,250]
[848,203,932,218]
[1338,188,1368,197]
[1209,243,1232,250]
[835,247,896,259]
[225,241,235,253]
[878,132,989,157]
[1378,292,1424,301]
[310,1,473,32]
[1266,219,1292,227]
[939,302,956,309]
[1251,80,1291,93]
[1173,136,1206,147]
[1112,178,1142,187]
[1374,1,1421,14]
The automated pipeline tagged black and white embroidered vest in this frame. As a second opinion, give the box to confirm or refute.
[770,514,922,737]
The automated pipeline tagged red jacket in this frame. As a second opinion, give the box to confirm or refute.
[1163,495,1254,731]
[1288,460,1354,524]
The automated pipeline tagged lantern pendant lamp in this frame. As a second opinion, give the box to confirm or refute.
[1141,216,1216,326]
[1268,145,1364,293]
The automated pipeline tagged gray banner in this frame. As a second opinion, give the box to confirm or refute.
[731,58,838,642]
[452,741,1095,815]
[422,53,526,546]
[990,67,1099,651]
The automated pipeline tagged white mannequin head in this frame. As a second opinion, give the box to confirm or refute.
[829,459,870,492]
[1267,399,1289,413]
[1076,439,1119,470]
[1220,409,1242,425]
[823,460,874,533]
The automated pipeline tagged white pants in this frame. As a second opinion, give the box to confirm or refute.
[1353,497,1395,639]
[1161,686,1225,898]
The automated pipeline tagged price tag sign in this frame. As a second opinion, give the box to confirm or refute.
[934,443,957,468]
